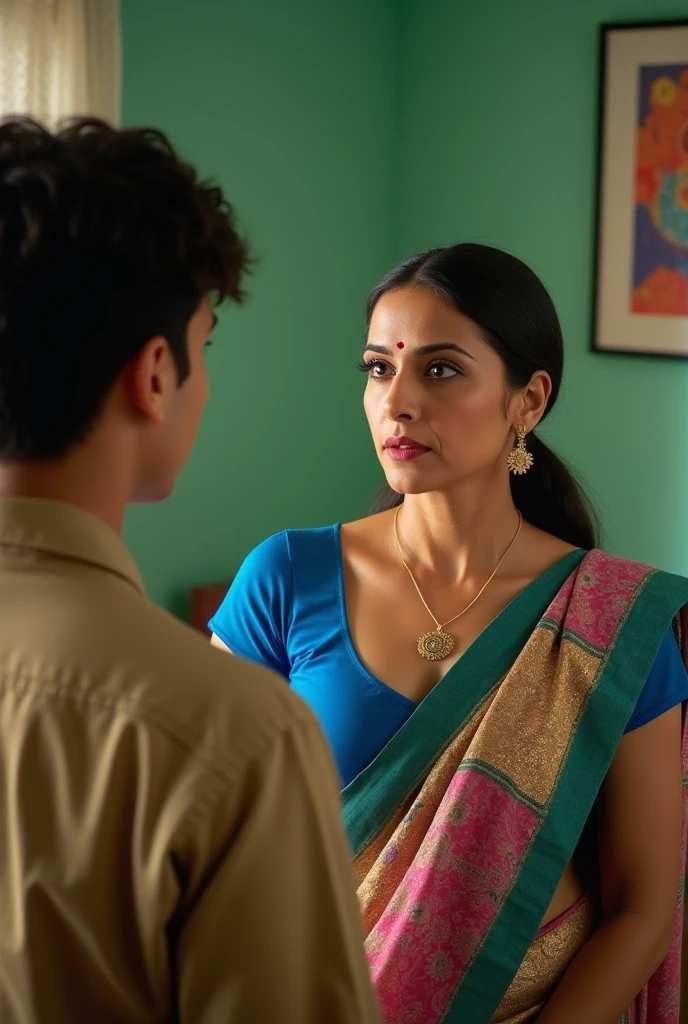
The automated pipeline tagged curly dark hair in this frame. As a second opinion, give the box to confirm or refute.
[0,117,249,460]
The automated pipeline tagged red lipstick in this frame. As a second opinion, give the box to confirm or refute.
[383,435,431,461]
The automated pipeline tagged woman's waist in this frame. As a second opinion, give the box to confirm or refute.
[492,895,597,1023]
[539,860,586,931]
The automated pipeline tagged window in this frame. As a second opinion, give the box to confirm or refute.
[0,0,121,127]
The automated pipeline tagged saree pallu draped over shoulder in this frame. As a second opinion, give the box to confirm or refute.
[342,550,688,1024]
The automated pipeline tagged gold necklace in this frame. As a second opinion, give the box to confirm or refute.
[394,506,523,661]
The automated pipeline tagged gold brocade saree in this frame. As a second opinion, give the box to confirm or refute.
[343,551,688,1023]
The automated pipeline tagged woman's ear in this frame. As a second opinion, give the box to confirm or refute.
[516,370,552,432]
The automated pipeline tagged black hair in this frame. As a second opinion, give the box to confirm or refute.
[0,116,250,460]
[366,243,599,550]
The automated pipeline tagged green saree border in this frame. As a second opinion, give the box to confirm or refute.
[342,549,586,854]
[457,759,545,814]
[448,568,688,1024]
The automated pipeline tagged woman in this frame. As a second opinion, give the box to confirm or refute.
[210,244,688,1023]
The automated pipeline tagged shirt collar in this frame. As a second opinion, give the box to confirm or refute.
[0,497,145,594]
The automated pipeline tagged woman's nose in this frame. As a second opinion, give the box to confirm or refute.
[382,372,421,423]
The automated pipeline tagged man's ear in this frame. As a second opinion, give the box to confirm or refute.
[123,336,176,424]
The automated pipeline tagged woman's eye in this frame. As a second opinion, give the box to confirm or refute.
[358,358,391,378]
[426,361,461,379]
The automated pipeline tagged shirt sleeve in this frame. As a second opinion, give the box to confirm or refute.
[209,532,292,678]
[624,626,688,733]
[174,709,382,1024]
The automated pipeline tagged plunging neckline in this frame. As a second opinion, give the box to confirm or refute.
[334,522,583,707]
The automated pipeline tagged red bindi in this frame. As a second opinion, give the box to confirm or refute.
[396,342,405,350]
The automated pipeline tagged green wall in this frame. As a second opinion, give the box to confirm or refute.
[122,0,688,614]
[121,0,398,614]
[398,0,688,574]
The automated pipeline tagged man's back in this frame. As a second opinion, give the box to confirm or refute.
[0,497,380,1023]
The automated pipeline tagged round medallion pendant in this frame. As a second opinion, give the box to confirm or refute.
[417,629,456,661]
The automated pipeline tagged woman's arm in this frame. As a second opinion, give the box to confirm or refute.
[210,634,232,653]
[537,703,683,1024]
[206,533,292,677]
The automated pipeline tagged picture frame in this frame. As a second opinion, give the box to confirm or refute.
[592,19,688,358]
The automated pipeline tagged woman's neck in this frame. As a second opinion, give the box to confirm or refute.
[395,478,521,585]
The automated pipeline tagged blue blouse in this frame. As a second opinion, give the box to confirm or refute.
[210,527,688,788]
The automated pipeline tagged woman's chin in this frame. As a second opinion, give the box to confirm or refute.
[383,470,439,496]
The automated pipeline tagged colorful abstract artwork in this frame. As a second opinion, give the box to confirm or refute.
[593,21,688,357]
[633,64,688,316]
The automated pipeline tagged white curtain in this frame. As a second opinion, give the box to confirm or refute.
[0,0,122,127]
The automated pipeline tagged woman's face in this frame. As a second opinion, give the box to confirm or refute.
[363,284,534,497]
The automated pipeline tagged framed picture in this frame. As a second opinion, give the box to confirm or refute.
[592,19,688,358]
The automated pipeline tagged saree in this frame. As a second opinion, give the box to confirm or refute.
[342,550,688,1023]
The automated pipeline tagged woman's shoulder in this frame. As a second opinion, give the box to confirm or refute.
[340,509,394,548]
[238,524,341,578]
[511,521,579,582]
[578,547,688,586]
[526,522,687,589]
[569,551,688,639]
[211,524,341,639]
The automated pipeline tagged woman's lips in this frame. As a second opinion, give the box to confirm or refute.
[383,436,431,461]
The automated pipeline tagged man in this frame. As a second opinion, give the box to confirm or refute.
[0,117,380,1023]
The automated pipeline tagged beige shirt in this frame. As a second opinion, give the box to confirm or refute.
[0,498,380,1024]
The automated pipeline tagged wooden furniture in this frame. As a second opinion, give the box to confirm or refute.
[189,582,230,637]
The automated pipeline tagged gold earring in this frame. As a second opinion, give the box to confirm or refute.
[507,425,534,475]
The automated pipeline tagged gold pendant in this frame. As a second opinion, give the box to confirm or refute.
[417,629,456,661]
